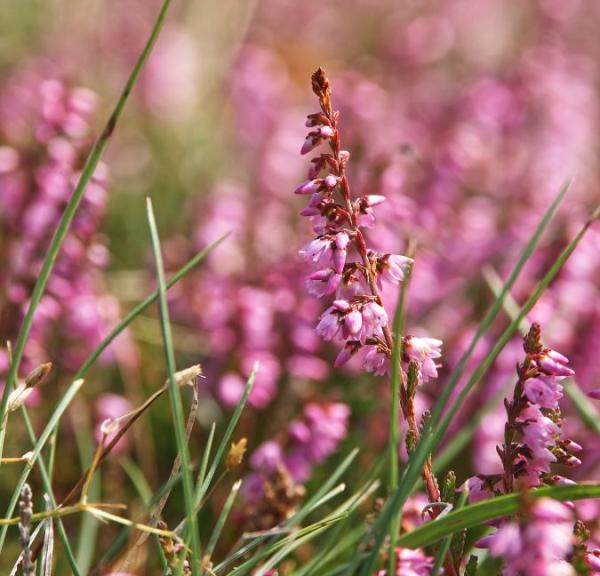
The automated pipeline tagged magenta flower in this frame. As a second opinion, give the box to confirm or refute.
[305,268,342,298]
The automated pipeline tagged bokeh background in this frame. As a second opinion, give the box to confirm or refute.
[1,0,600,571]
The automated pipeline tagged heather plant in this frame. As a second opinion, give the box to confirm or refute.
[3,1,600,575]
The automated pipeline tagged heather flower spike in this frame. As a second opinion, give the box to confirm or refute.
[295,67,429,379]
[465,324,589,573]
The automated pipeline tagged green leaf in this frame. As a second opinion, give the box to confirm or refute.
[203,479,242,565]
[193,369,256,511]
[212,449,361,575]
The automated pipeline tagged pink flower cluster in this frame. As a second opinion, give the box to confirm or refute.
[244,402,350,499]
[514,347,580,487]
[466,325,580,497]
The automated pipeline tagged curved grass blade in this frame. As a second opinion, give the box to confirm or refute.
[234,480,379,576]
[196,422,216,497]
[397,484,600,550]
[203,479,243,569]
[431,488,468,576]
[388,242,414,575]
[146,197,201,574]
[213,449,360,574]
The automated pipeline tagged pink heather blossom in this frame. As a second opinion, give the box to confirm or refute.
[358,301,388,342]
[0,77,130,379]
[378,254,413,286]
[316,304,344,341]
[294,179,319,195]
[300,232,349,274]
[250,440,283,474]
[404,337,443,383]
[486,499,575,576]
[461,475,498,504]
[536,349,575,378]
[306,268,342,298]
[360,345,390,376]
[294,68,435,381]
[376,548,434,576]
[518,404,560,481]
[524,376,563,409]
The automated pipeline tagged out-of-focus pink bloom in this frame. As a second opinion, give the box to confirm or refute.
[485,499,574,576]
[243,402,350,500]
[376,547,434,576]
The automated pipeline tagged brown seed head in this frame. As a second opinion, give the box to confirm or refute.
[226,438,248,471]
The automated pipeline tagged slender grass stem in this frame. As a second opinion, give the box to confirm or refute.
[146,197,201,575]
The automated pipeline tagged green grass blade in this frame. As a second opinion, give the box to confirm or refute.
[293,524,365,576]
[75,233,228,382]
[196,422,216,496]
[146,197,201,575]
[213,449,361,575]
[121,458,154,506]
[203,479,242,565]
[231,480,379,576]
[403,200,600,527]
[72,415,100,573]
[564,380,600,437]
[0,0,176,461]
[424,180,571,432]
[397,484,600,550]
